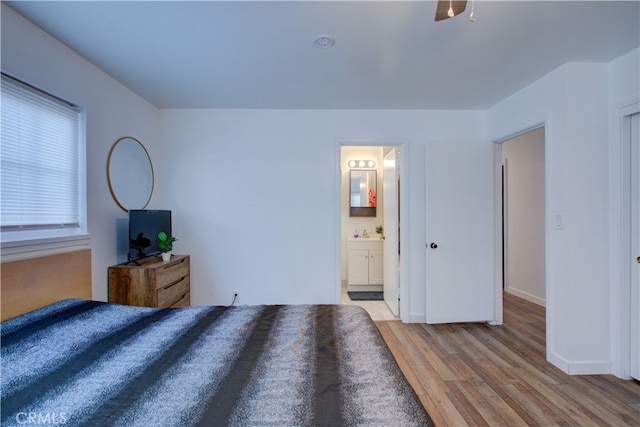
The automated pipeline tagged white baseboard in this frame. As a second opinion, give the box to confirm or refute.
[506,287,546,307]
[405,314,426,323]
[549,352,611,375]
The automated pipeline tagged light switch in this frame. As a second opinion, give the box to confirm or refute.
[553,214,564,230]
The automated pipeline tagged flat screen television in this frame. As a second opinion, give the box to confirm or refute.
[128,210,172,262]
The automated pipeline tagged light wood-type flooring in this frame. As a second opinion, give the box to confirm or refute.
[376,293,640,426]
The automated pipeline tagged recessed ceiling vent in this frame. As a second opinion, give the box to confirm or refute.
[313,35,335,49]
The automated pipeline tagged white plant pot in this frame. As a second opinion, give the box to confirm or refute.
[161,252,171,262]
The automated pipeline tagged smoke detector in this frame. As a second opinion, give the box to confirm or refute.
[313,35,335,49]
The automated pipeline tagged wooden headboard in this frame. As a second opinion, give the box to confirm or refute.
[1,249,92,321]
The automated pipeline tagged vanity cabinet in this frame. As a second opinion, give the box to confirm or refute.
[108,255,190,308]
[347,239,383,289]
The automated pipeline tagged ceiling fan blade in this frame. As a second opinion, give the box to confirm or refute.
[434,0,467,21]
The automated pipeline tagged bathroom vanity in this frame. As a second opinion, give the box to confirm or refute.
[347,238,383,292]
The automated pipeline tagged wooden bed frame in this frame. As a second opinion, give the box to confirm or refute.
[1,249,92,321]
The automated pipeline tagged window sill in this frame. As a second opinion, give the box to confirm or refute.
[1,234,91,263]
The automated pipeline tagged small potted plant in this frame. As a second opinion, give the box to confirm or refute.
[157,231,177,261]
[375,225,384,239]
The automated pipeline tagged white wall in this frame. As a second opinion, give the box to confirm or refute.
[608,49,640,106]
[488,62,613,375]
[1,5,161,301]
[157,109,486,321]
[502,127,545,306]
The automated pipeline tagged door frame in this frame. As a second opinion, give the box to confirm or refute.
[336,139,409,322]
[611,100,640,379]
[499,127,546,306]
[493,122,547,328]
[382,148,400,316]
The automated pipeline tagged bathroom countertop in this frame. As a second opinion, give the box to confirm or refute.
[347,237,383,242]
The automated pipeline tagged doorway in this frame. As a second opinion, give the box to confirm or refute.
[501,127,546,307]
[339,144,401,320]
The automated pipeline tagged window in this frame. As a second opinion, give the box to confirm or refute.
[1,73,86,245]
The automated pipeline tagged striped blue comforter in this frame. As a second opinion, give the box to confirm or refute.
[1,300,433,426]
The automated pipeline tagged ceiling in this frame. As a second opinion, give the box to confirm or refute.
[6,1,639,110]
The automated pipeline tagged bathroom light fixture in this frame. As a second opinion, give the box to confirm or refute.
[348,160,375,168]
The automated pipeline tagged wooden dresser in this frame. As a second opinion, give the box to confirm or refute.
[108,255,190,308]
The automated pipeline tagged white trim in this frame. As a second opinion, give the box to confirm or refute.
[505,288,546,307]
[407,314,426,323]
[502,156,508,295]
[493,143,504,325]
[1,234,91,263]
[630,111,640,380]
[333,138,342,305]
[609,98,640,379]
[493,121,546,145]
[398,141,410,323]
[549,352,612,375]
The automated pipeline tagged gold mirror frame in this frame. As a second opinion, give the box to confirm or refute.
[107,136,155,212]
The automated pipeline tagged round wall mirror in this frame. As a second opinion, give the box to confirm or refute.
[107,136,154,212]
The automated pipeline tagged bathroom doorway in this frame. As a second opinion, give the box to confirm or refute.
[339,144,401,320]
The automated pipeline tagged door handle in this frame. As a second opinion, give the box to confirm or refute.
[429,243,438,249]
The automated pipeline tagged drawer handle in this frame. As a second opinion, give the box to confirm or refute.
[162,276,187,290]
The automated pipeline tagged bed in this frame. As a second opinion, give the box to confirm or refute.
[1,298,434,426]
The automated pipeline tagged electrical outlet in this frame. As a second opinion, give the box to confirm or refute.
[233,290,240,305]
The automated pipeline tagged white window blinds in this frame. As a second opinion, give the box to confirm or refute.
[1,74,82,231]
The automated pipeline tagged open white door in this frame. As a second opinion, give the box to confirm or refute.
[383,148,399,316]
[426,140,496,323]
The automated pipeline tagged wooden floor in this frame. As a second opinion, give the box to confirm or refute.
[376,293,640,426]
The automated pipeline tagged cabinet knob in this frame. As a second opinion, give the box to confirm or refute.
[430,242,438,249]
[637,256,640,264]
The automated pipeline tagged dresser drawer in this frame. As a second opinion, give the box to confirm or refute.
[170,292,190,308]
[155,257,190,289]
[157,275,190,307]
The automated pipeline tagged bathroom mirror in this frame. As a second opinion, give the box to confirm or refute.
[349,170,377,217]
[107,136,154,212]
